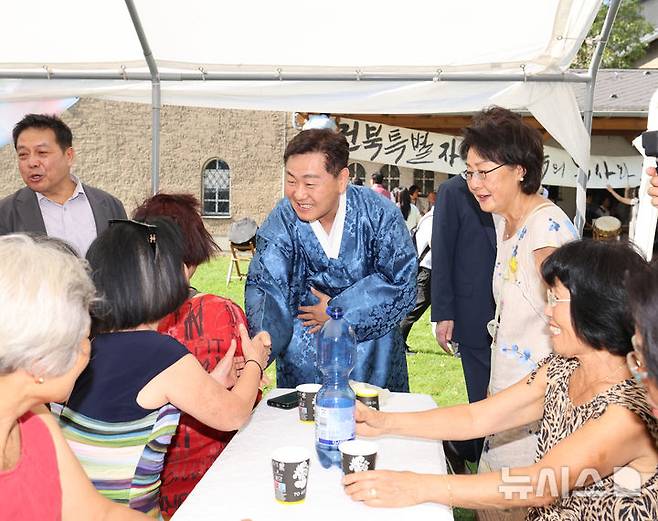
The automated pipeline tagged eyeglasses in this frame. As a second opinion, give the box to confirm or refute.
[627,335,648,385]
[460,163,507,182]
[108,219,157,255]
[546,288,571,307]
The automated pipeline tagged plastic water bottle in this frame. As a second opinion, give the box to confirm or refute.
[315,306,356,468]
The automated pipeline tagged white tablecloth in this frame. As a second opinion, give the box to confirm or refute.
[172,389,453,521]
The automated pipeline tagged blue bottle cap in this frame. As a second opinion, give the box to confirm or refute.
[326,306,343,319]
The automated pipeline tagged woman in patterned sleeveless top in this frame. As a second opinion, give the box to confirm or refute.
[344,240,658,521]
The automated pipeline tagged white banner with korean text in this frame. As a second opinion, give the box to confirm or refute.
[338,118,641,189]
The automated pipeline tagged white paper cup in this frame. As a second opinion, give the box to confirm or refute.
[271,446,311,503]
[296,383,321,422]
[339,439,378,474]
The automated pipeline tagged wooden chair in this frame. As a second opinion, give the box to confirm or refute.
[226,240,255,286]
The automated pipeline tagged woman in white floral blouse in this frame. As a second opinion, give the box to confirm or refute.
[457,107,579,473]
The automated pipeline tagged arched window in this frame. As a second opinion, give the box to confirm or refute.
[202,159,230,217]
[348,162,366,184]
[379,164,400,190]
[413,169,436,196]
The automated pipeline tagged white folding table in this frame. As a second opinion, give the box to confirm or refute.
[172,389,453,521]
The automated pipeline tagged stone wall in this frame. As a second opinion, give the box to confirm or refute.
[0,98,289,236]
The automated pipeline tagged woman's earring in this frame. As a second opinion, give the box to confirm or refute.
[35,376,45,384]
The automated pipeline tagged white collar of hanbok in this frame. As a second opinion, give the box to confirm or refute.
[310,191,346,259]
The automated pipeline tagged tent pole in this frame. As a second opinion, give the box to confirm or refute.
[575,0,622,237]
[124,0,160,195]
[151,81,161,195]
[0,70,591,82]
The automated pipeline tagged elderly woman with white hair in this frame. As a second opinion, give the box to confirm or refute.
[0,235,149,520]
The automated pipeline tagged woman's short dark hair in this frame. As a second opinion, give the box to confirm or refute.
[399,188,411,220]
[284,129,348,177]
[459,106,544,195]
[627,261,658,381]
[541,240,647,357]
[371,171,384,184]
[86,217,188,334]
[132,193,219,267]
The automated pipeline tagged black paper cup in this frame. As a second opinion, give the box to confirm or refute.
[272,446,311,504]
[339,440,378,475]
[296,383,321,422]
[355,387,380,410]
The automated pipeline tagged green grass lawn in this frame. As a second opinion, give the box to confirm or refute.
[192,256,474,520]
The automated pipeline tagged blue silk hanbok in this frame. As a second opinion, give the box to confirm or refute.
[245,185,417,392]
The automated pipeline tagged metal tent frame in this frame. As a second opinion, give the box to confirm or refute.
[1,0,621,236]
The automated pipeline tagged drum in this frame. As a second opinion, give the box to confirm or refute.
[228,217,258,247]
[593,216,621,241]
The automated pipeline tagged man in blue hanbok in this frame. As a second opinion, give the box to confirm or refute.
[246,129,417,391]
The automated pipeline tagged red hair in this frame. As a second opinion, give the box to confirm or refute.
[133,193,220,267]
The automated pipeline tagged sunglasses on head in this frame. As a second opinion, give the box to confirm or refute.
[108,219,157,255]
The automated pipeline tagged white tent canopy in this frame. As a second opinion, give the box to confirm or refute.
[0,0,601,169]
[1,0,599,75]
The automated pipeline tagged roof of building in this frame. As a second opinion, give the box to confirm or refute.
[574,69,658,115]
[339,70,658,138]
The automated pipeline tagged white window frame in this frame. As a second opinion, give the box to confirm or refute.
[413,169,435,196]
[202,158,231,218]
[380,164,400,191]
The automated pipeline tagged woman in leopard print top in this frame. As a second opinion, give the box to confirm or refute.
[525,354,658,520]
[344,240,658,521]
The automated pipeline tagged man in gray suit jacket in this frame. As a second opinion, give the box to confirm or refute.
[0,114,126,255]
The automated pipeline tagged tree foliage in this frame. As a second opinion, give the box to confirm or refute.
[572,0,654,69]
